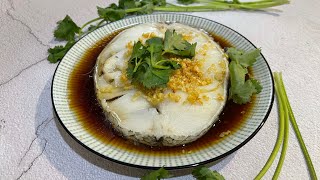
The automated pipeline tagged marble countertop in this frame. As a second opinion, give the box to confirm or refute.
[1,0,319,179]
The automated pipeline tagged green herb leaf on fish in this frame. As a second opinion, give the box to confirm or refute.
[163,29,196,58]
[127,30,191,89]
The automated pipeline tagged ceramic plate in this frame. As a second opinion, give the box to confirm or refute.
[52,13,274,169]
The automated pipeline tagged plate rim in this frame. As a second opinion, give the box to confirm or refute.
[51,13,275,170]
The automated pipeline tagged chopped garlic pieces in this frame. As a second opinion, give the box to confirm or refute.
[219,130,231,137]
[168,59,213,104]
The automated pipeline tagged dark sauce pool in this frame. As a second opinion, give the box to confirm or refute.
[68,30,255,155]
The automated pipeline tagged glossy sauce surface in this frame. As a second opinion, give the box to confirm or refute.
[68,30,255,155]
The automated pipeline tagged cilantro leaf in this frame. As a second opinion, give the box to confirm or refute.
[131,41,147,60]
[144,0,166,6]
[251,78,263,93]
[146,37,163,52]
[136,0,166,14]
[141,167,171,180]
[227,47,261,67]
[154,0,166,6]
[192,166,225,180]
[176,42,197,57]
[137,0,166,7]
[128,38,173,88]
[227,48,263,104]
[47,41,75,63]
[163,30,196,57]
[138,3,154,14]
[119,0,137,9]
[230,78,262,104]
[97,6,126,22]
[127,41,148,81]
[146,37,163,64]
[108,3,119,9]
[126,62,134,80]
[159,60,181,69]
[88,25,97,32]
[177,0,197,5]
[142,68,173,88]
[229,61,247,87]
[163,30,185,50]
[54,15,80,41]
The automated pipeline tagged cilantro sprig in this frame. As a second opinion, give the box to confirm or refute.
[127,30,195,89]
[227,47,262,104]
[192,166,225,180]
[140,166,225,180]
[141,167,172,180]
[163,30,197,58]
[48,0,288,63]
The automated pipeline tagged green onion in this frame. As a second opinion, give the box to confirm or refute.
[272,72,289,179]
[255,73,285,180]
[255,72,317,180]
[274,72,317,179]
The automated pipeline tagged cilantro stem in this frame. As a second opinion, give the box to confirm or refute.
[133,58,140,72]
[272,72,289,179]
[79,17,103,36]
[153,0,289,12]
[275,72,318,179]
[96,19,106,27]
[153,60,174,69]
[255,77,285,180]
[153,64,170,69]
[154,6,230,11]
[155,59,169,65]
[125,8,143,13]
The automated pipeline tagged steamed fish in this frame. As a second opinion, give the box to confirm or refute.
[94,23,229,146]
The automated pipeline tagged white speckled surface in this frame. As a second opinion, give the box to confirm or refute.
[0,0,319,179]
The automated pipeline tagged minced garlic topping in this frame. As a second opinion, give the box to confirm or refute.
[219,130,231,138]
[142,32,157,39]
[182,33,193,41]
[120,72,133,90]
[139,32,157,43]
[125,41,133,58]
[168,58,212,105]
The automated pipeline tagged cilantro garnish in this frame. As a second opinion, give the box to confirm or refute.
[163,30,196,58]
[97,7,126,22]
[192,166,225,180]
[227,47,262,104]
[177,0,196,5]
[53,15,80,41]
[141,167,172,180]
[119,0,137,9]
[47,40,75,63]
[141,166,224,180]
[47,0,288,63]
[127,32,191,89]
